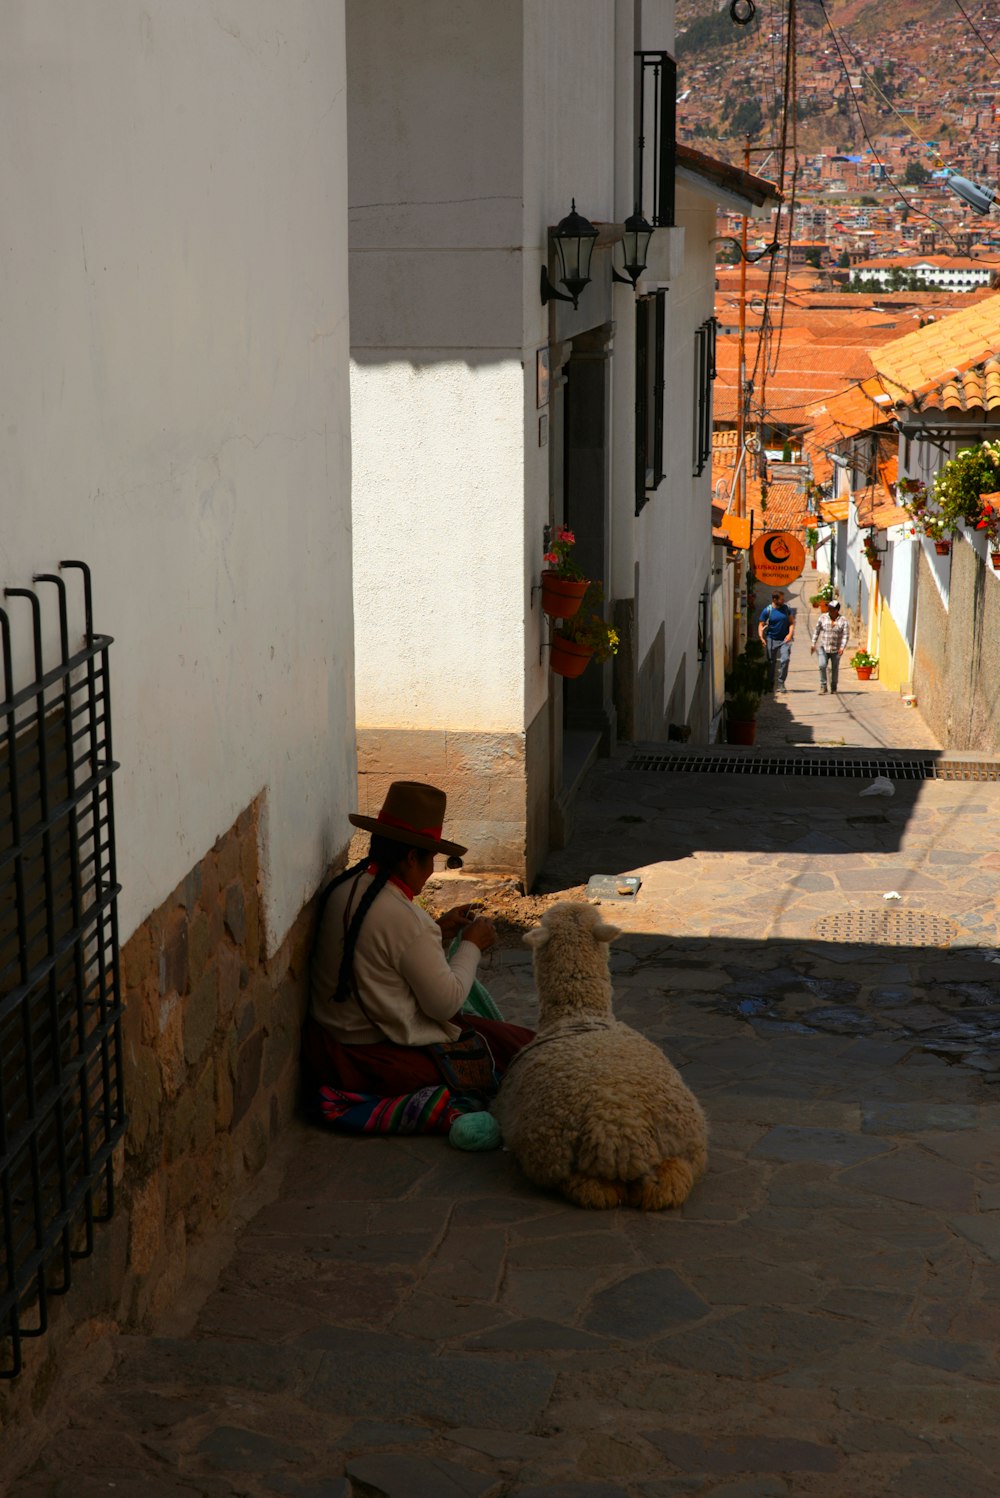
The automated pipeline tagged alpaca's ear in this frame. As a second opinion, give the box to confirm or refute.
[523,927,550,950]
[592,921,621,944]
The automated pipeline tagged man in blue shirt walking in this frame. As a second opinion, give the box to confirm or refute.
[757,590,795,693]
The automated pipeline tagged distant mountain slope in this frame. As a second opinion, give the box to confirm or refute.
[676,0,982,158]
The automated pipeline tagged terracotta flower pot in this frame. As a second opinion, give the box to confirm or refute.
[855,666,873,680]
[818,600,829,613]
[540,572,588,619]
[934,540,951,556]
[991,552,1000,570]
[550,634,594,678]
[725,718,757,746]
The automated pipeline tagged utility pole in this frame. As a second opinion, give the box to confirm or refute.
[733,134,751,659]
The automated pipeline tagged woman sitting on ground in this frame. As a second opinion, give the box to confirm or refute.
[302,781,534,1099]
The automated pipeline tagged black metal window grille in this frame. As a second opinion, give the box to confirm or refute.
[1,561,125,1380]
[693,316,717,477]
[635,290,667,515]
[634,51,676,228]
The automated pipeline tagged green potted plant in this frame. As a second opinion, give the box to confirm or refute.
[933,442,1000,539]
[725,689,761,746]
[550,583,620,678]
[540,526,588,618]
[724,641,766,745]
[809,581,836,612]
[849,649,878,681]
[862,533,881,570]
[805,526,819,569]
[918,510,955,554]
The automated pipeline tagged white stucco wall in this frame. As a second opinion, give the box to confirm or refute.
[351,358,525,730]
[1,1,355,952]
[635,181,716,721]
[348,0,531,736]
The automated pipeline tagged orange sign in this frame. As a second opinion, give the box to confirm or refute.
[751,530,805,586]
[720,513,751,549]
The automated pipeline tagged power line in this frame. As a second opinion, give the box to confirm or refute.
[952,0,1000,69]
[815,0,1000,266]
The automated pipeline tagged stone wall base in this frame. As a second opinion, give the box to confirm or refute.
[0,795,341,1473]
[354,727,528,877]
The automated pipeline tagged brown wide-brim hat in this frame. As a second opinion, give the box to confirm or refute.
[349,780,467,858]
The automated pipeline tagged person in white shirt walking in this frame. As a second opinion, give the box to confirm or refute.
[810,600,850,693]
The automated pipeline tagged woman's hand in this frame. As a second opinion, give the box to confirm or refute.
[463,917,497,952]
[436,904,482,945]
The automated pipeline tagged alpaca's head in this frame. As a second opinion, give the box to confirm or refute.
[523,900,621,1024]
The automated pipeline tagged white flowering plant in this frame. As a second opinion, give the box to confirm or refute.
[932,441,1000,530]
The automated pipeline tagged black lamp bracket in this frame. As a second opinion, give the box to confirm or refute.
[540,266,577,307]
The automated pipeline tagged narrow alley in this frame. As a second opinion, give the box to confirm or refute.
[8,641,999,1498]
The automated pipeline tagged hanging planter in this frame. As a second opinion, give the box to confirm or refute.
[540,572,589,619]
[550,634,594,678]
[548,582,619,679]
[934,540,951,556]
[991,552,1000,570]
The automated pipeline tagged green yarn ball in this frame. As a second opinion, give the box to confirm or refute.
[449,1112,502,1151]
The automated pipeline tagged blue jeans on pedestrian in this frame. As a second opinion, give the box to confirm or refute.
[765,637,791,690]
[818,647,840,691]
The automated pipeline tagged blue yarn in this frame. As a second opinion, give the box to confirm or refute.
[449,1112,502,1151]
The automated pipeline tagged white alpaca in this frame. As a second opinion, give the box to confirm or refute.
[493,901,708,1210]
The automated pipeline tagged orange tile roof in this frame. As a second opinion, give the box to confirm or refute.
[871,292,1000,405]
[870,502,910,531]
[821,498,850,521]
[805,377,895,437]
[748,479,809,535]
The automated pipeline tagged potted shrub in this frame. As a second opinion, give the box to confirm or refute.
[724,642,766,745]
[805,526,819,569]
[849,649,878,681]
[725,689,761,746]
[540,526,588,618]
[933,441,1000,538]
[550,584,620,678]
[809,581,836,612]
[920,511,954,555]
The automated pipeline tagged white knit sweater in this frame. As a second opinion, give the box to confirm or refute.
[310,871,481,1046]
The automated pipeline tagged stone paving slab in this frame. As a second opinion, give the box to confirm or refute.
[7,686,1000,1495]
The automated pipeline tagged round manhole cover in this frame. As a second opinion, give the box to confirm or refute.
[812,910,961,947]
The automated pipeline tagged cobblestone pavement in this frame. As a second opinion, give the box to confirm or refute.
[755,573,943,755]
[9,651,1000,1496]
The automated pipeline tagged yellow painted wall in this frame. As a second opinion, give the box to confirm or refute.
[874,596,911,692]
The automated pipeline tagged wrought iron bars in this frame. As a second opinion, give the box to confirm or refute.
[635,51,677,230]
[0,562,125,1379]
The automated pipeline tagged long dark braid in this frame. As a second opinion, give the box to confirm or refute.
[327,835,415,1006]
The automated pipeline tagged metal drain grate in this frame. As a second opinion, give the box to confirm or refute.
[812,910,961,946]
[626,752,1000,781]
[627,752,934,779]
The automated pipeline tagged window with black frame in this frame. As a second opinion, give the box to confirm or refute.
[635,289,666,515]
[692,316,717,477]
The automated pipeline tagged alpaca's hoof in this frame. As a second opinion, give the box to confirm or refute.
[563,1174,627,1210]
[626,1157,694,1211]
